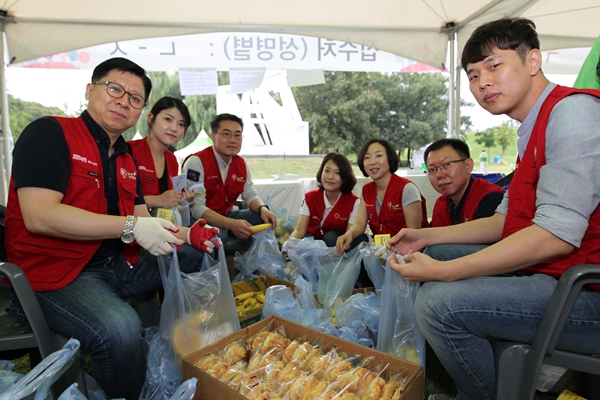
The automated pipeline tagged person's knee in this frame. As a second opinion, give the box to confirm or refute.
[322,231,342,247]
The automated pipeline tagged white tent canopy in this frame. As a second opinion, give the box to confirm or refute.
[3,1,599,70]
[1,0,599,201]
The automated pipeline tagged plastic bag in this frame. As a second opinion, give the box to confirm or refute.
[0,360,22,394]
[376,251,425,366]
[336,291,381,347]
[261,285,302,323]
[361,245,386,290]
[168,377,197,400]
[286,237,331,293]
[233,229,286,281]
[172,174,190,227]
[319,242,366,310]
[139,245,239,400]
[57,383,87,400]
[0,338,80,400]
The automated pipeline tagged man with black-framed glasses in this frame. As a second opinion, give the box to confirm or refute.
[5,57,217,399]
[182,113,277,247]
[424,138,504,228]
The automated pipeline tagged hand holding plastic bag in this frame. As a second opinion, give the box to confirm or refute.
[376,251,425,366]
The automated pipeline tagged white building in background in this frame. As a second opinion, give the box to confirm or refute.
[216,71,309,156]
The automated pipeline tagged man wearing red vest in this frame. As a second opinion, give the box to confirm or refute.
[422,138,505,261]
[5,58,218,399]
[182,113,277,247]
[387,19,600,400]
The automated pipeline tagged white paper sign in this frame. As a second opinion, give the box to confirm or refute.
[286,69,326,87]
[178,68,218,95]
[229,68,266,94]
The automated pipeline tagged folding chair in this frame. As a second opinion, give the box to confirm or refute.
[493,264,600,400]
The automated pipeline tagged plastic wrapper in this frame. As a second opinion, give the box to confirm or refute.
[336,291,381,346]
[233,229,286,282]
[376,251,425,366]
[139,245,239,400]
[262,285,302,323]
[0,361,22,394]
[293,276,318,311]
[168,377,197,400]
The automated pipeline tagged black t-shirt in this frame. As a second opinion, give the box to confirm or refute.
[12,110,145,262]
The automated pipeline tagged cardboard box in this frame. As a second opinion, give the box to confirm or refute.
[232,276,296,328]
[182,316,424,400]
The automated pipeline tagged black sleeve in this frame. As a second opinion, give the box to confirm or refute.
[473,191,505,220]
[12,118,70,194]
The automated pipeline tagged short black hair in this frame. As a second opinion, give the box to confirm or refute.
[316,153,357,193]
[357,138,399,177]
[461,18,539,71]
[210,113,244,133]
[148,96,191,130]
[91,57,152,100]
[424,138,470,163]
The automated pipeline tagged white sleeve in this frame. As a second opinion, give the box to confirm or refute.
[348,198,361,224]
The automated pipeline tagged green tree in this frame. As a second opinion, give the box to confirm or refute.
[474,121,518,162]
[126,71,229,149]
[293,72,458,164]
[7,95,66,143]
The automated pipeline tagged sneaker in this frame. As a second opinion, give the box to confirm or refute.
[428,395,458,400]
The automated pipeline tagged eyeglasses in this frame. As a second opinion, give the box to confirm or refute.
[424,158,468,175]
[217,131,244,140]
[92,81,147,109]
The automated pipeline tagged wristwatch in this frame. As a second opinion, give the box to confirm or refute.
[258,204,270,214]
[120,215,135,244]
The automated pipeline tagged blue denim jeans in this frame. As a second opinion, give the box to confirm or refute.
[423,243,490,261]
[27,244,204,399]
[415,274,600,400]
[217,209,264,247]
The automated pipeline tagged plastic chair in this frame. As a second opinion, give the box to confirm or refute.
[0,262,88,398]
[493,264,600,400]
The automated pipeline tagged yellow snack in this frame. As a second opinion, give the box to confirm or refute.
[156,208,174,223]
[251,223,272,233]
[373,234,391,246]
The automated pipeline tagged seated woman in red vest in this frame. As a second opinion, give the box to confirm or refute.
[285,153,367,251]
[336,138,428,254]
[128,96,194,216]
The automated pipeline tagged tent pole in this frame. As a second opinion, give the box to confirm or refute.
[454,63,461,137]
[0,26,11,205]
[447,31,455,137]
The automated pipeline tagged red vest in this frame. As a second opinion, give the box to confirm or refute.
[362,174,428,235]
[6,117,139,292]
[185,147,246,215]
[431,178,505,227]
[304,189,359,239]
[128,137,179,196]
[502,86,600,283]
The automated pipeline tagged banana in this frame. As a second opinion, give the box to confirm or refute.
[234,292,256,303]
[255,293,266,304]
[236,304,245,313]
[242,297,258,309]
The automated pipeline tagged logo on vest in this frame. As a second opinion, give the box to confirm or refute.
[334,213,348,221]
[73,154,98,167]
[231,174,246,183]
[120,168,137,180]
[388,202,402,211]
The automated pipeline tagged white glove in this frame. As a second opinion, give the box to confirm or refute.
[374,245,389,259]
[133,217,183,256]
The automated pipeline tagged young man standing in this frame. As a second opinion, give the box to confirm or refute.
[182,113,277,247]
[387,18,600,400]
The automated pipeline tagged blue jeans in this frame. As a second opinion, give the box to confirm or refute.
[27,245,204,399]
[423,243,490,261]
[217,209,264,247]
[415,274,600,400]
